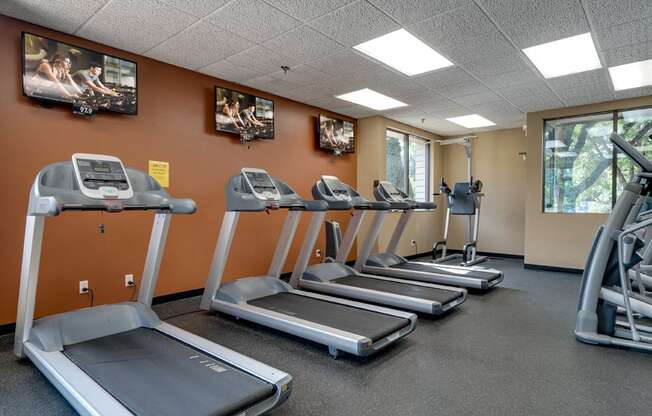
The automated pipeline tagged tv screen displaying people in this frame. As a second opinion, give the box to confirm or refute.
[22,32,137,115]
[215,87,274,140]
[319,115,355,154]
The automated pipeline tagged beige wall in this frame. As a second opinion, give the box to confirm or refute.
[441,128,527,256]
[525,96,652,268]
[357,116,444,257]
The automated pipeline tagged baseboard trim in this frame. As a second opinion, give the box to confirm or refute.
[151,288,205,305]
[524,263,583,274]
[0,322,15,336]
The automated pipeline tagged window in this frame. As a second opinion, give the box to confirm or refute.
[386,129,430,202]
[543,107,652,213]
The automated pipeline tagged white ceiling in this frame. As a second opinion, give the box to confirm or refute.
[3,0,652,135]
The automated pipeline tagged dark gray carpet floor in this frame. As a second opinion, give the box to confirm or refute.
[2,258,652,415]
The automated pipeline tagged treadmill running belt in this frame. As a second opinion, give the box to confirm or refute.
[63,328,274,416]
[332,275,463,304]
[391,261,500,281]
[249,292,408,342]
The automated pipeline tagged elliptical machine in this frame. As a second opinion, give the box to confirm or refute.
[433,136,487,267]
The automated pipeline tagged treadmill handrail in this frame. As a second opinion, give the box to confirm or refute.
[611,133,652,173]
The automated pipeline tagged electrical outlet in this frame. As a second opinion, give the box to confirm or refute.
[315,249,321,258]
[125,274,135,287]
[410,240,416,246]
[79,280,89,294]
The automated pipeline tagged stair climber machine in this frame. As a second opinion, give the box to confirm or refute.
[356,180,503,291]
[432,135,487,266]
[14,154,291,416]
[200,168,417,358]
[576,134,652,352]
[433,177,487,266]
[289,176,467,316]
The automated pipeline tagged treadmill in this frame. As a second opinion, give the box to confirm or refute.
[354,181,503,291]
[14,154,291,416]
[200,168,416,358]
[288,176,467,315]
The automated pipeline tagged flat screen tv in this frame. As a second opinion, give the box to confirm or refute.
[21,32,138,115]
[319,114,355,154]
[215,86,274,140]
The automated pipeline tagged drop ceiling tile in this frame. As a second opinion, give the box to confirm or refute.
[331,105,379,118]
[146,21,253,69]
[0,0,107,33]
[264,0,356,22]
[422,119,467,135]
[242,74,298,97]
[409,7,514,64]
[614,86,652,100]
[497,81,556,101]
[478,69,540,90]
[368,0,467,26]
[468,100,523,120]
[427,106,473,119]
[583,0,652,28]
[436,80,489,99]
[199,59,263,82]
[305,49,382,77]
[263,25,345,62]
[382,106,428,119]
[547,68,610,92]
[595,16,652,50]
[555,83,615,107]
[601,41,652,67]
[418,98,466,114]
[401,91,450,107]
[226,46,299,75]
[454,90,503,107]
[309,0,399,47]
[475,0,589,48]
[460,53,531,78]
[77,0,197,54]
[207,0,300,43]
[508,94,563,113]
[413,68,475,90]
[158,0,229,17]
[269,64,332,86]
[306,96,350,109]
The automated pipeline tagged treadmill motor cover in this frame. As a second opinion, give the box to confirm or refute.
[63,328,275,416]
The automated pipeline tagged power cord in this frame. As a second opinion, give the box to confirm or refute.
[81,287,94,307]
[129,282,137,301]
[414,241,418,255]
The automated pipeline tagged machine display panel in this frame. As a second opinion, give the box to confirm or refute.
[73,154,133,199]
[381,182,404,201]
[242,169,280,200]
[322,176,350,200]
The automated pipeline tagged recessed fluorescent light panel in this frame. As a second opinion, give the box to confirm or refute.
[609,59,652,91]
[335,88,407,111]
[446,114,495,128]
[353,29,453,76]
[522,33,601,78]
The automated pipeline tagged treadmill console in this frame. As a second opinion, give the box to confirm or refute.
[321,176,351,201]
[72,153,133,199]
[241,168,281,201]
[379,181,405,202]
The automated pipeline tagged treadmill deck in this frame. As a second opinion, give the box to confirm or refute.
[390,261,501,282]
[332,275,463,304]
[63,328,274,416]
[249,292,409,342]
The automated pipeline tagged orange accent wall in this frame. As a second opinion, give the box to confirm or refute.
[0,15,356,325]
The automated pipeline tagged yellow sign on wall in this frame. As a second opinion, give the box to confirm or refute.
[148,160,169,188]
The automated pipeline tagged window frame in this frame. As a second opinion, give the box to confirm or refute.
[541,104,652,214]
[386,128,431,202]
